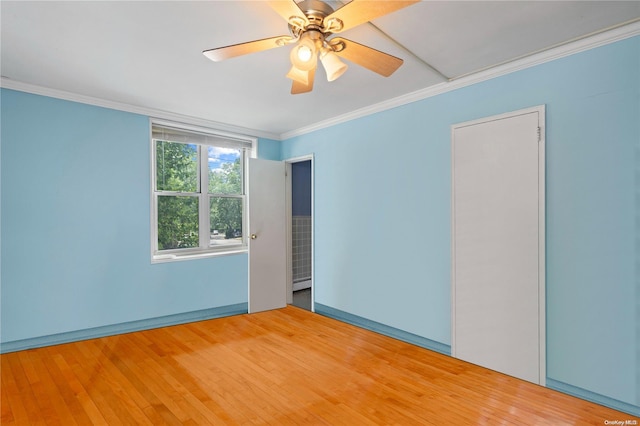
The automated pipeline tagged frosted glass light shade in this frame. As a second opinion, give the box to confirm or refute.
[320,50,348,82]
[290,37,317,71]
[286,66,309,85]
[297,45,313,62]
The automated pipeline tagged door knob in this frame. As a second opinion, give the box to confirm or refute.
[250,233,257,240]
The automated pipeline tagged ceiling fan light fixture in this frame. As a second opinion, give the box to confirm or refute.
[286,66,309,85]
[320,48,348,82]
[202,0,419,94]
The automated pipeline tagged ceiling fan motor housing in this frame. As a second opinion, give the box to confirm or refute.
[288,0,341,46]
[298,0,335,24]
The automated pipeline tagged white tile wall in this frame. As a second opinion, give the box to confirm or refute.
[292,216,312,282]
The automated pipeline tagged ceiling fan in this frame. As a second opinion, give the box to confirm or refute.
[203,0,419,94]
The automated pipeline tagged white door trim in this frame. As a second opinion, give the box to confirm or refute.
[285,154,315,312]
[451,105,546,385]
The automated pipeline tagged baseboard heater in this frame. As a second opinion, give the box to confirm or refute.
[293,279,311,291]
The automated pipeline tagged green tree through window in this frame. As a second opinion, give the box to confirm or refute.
[209,158,243,240]
[155,141,199,249]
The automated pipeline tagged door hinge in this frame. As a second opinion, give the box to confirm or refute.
[537,127,541,142]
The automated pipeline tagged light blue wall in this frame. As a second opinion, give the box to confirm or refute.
[281,36,639,408]
[257,137,281,160]
[0,89,252,345]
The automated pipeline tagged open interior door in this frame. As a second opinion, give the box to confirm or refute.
[248,158,286,313]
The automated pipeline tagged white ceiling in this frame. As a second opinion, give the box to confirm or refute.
[2,1,639,139]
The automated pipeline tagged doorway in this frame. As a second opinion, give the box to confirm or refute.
[286,156,313,311]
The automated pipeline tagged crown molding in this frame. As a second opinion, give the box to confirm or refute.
[3,20,638,143]
[0,78,280,141]
[280,20,640,140]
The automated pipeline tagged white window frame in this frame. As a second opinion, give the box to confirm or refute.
[150,119,257,263]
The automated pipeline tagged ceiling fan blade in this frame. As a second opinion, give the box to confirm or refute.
[203,36,293,61]
[331,37,403,77]
[291,67,316,94]
[267,1,309,27]
[324,1,419,33]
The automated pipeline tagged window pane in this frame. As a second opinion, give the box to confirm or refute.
[210,197,243,246]
[156,141,198,192]
[157,196,199,250]
[208,147,242,194]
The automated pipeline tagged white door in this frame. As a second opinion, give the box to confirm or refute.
[248,158,287,313]
[451,106,545,384]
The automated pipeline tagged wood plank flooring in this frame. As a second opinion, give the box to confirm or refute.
[1,306,636,425]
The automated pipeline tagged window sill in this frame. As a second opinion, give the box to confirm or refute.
[151,247,247,264]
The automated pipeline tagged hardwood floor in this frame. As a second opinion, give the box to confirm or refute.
[1,306,635,425]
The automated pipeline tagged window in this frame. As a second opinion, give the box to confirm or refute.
[151,121,253,261]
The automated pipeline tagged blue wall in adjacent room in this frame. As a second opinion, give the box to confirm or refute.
[0,89,279,348]
[281,36,639,409]
[292,160,312,216]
